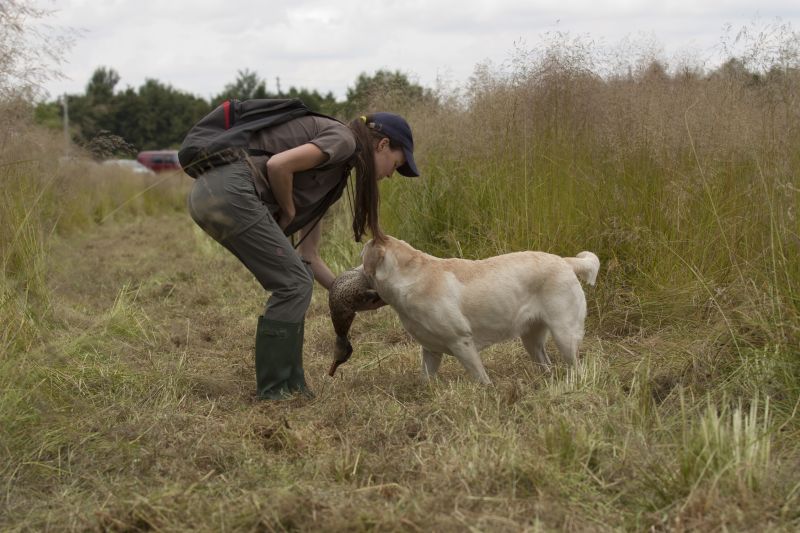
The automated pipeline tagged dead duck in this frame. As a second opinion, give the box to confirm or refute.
[327,266,381,376]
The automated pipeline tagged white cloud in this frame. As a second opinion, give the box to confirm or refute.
[32,0,800,101]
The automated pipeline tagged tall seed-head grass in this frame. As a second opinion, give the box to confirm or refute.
[319,185,364,271]
[1,161,52,301]
[381,32,800,356]
[679,393,772,494]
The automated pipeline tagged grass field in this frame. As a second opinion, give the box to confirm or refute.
[2,41,800,530]
[2,207,793,531]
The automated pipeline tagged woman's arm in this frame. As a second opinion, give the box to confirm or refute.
[297,220,336,290]
[297,219,387,309]
[265,143,328,230]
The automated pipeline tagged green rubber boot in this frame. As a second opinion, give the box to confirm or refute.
[255,317,304,400]
[288,320,313,397]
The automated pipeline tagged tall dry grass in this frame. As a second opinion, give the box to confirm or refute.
[382,34,799,358]
[0,99,190,355]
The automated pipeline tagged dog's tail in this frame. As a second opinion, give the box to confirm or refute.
[565,251,600,286]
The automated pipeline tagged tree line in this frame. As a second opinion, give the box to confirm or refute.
[34,67,433,158]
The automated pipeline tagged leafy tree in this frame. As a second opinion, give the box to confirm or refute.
[33,66,439,156]
[120,79,210,150]
[282,86,341,116]
[86,67,120,103]
[342,69,433,117]
[53,71,211,155]
[214,69,269,103]
[111,86,147,149]
[213,69,343,115]
[71,67,121,142]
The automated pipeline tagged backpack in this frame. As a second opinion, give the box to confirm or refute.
[178,98,337,178]
[180,98,352,244]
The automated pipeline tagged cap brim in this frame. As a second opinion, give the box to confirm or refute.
[397,147,419,177]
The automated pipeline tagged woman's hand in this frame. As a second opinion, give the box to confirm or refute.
[297,222,336,289]
[276,209,295,231]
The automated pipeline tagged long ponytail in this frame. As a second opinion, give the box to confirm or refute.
[348,116,389,242]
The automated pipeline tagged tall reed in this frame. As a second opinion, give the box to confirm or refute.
[380,37,800,364]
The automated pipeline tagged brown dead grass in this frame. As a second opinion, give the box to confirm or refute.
[0,212,795,532]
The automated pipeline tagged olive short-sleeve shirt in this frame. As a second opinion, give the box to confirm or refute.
[248,115,356,233]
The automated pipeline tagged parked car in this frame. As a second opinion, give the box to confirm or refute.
[136,150,181,172]
[102,159,155,175]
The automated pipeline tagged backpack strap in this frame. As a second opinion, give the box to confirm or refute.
[291,163,352,250]
[246,148,274,158]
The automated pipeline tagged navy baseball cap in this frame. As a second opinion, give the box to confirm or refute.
[367,112,420,177]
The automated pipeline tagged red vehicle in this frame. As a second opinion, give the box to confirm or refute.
[136,150,181,172]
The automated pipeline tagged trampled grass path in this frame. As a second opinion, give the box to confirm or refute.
[5,213,795,531]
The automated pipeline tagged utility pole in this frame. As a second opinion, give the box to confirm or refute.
[62,93,70,157]
[275,76,281,96]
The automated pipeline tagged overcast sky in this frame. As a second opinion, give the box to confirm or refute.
[33,0,800,102]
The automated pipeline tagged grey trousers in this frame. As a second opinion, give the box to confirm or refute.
[187,161,313,323]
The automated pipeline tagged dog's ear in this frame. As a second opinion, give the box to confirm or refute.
[362,244,385,277]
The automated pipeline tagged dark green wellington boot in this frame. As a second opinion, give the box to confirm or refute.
[255,316,304,400]
[288,320,313,397]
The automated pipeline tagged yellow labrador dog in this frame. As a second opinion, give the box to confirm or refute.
[362,236,599,384]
